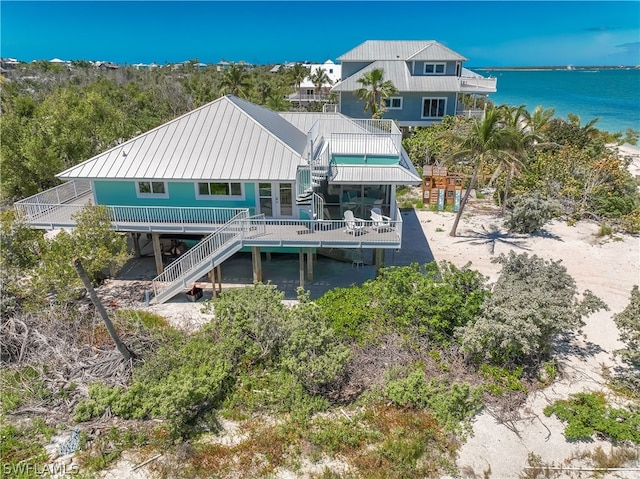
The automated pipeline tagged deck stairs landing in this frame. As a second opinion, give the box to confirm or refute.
[151,211,251,304]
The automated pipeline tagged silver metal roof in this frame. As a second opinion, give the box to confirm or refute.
[332,60,463,93]
[58,96,308,182]
[279,112,348,134]
[338,40,467,62]
[330,165,421,184]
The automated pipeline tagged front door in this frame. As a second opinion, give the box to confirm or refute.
[258,182,294,218]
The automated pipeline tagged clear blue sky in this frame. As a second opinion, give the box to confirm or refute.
[2,1,639,67]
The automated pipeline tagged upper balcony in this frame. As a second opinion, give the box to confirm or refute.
[306,118,402,161]
[458,76,497,93]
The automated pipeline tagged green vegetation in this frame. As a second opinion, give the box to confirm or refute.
[458,251,607,367]
[613,285,640,394]
[403,105,639,234]
[544,391,640,443]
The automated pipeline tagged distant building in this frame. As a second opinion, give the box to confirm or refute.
[332,40,497,127]
[289,60,342,105]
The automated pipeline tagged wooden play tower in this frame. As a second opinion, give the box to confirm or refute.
[421,165,463,211]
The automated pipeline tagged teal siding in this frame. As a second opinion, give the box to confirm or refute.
[332,155,399,165]
[94,180,257,211]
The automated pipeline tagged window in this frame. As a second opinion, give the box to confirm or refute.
[383,96,403,110]
[137,181,167,197]
[306,89,314,95]
[424,63,446,75]
[422,98,447,118]
[197,182,242,198]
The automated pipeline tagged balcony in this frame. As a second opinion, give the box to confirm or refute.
[306,118,402,161]
[14,181,403,248]
[288,93,331,103]
[458,76,497,93]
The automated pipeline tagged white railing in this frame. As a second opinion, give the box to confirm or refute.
[288,93,329,102]
[152,210,250,300]
[14,180,92,218]
[456,109,485,119]
[459,76,497,91]
[307,118,402,159]
[107,206,246,228]
[243,217,403,246]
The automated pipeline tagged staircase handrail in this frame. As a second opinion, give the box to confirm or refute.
[152,210,249,298]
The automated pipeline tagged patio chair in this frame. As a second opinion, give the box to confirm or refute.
[344,210,366,235]
[370,207,392,232]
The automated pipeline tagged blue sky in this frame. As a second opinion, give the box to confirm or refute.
[2,1,639,66]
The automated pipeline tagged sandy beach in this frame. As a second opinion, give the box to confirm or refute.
[95,143,640,478]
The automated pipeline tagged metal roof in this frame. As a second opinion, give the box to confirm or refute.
[337,40,467,62]
[329,165,421,184]
[332,60,462,92]
[279,112,348,134]
[57,95,308,182]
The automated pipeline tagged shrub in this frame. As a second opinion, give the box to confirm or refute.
[280,290,351,394]
[613,285,640,393]
[384,367,483,433]
[544,391,640,443]
[505,192,558,234]
[458,252,608,366]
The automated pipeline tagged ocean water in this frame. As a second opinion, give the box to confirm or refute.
[476,69,640,134]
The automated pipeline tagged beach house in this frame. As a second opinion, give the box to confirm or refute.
[288,60,342,105]
[15,95,421,303]
[332,40,497,127]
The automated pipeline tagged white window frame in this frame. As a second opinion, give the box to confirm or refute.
[195,181,244,200]
[424,62,446,75]
[384,96,403,110]
[421,97,447,119]
[136,181,168,198]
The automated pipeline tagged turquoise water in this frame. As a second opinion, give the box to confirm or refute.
[477,69,640,134]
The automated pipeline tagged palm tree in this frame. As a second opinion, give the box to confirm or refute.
[355,69,398,119]
[309,68,331,98]
[289,63,310,93]
[219,63,251,98]
[446,107,519,236]
[266,89,291,111]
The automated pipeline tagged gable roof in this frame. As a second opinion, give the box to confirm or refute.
[337,40,467,62]
[57,95,307,182]
[331,60,462,92]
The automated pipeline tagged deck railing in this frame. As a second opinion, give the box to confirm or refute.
[14,180,92,218]
[459,76,497,91]
[152,210,250,301]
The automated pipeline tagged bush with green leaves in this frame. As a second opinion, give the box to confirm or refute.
[505,192,559,234]
[458,251,607,366]
[613,285,640,393]
[281,290,351,394]
[317,262,489,345]
[544,391,640,443]
[384,366,483,433]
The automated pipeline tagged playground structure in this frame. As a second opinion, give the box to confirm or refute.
[421,165,463,211]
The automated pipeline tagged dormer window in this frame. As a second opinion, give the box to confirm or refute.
[424,63,446,75]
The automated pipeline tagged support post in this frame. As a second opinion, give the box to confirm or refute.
[306,247,313,283]
[216,264,222,293]
[374,248,385,277]
[210,268,218,299]
[131,233,141,258]
[151,233,163,275]
[299,249,305,289]
[73,258,134,360]
[251,247,262,282]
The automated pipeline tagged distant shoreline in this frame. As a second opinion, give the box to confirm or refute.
[473,65,639,71]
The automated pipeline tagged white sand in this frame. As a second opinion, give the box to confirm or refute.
[420,210,640,477]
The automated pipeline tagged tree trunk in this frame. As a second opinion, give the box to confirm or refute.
[449,165,479,237]
[72,258,134,361]
[501,166,514,216]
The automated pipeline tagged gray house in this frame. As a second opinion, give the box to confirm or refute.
[332,40,497,127]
